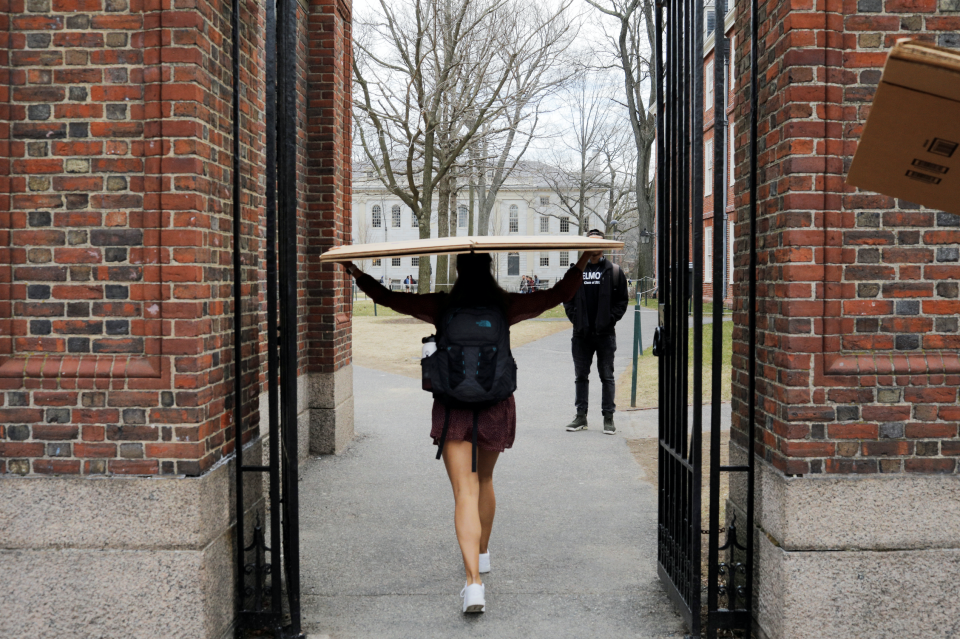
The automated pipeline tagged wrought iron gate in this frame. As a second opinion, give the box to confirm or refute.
[232,0,303,636]
[653,0,758,635]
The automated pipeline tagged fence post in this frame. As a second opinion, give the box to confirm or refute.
[631,290,641,408]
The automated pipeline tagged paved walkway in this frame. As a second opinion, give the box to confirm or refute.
[298,315,688,638]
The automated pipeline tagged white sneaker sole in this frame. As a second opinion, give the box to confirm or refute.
[604,429,616,435]
[566,425,587,432]
[461,583,485,614]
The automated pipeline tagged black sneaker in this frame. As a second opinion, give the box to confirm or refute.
[565,413,588,432]
[603,413,616,435]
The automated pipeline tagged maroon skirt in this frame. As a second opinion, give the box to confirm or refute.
[430,395,517,453]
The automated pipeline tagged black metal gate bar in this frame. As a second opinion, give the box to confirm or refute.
[656,0,757,634]
[655,0,705,630]
[707,0,727,634]
[231,0,248,625]
[264,0,283,623]
[746,0,760,616]
[278,0,303,631]
[233,0,302,635]
[705,0,753,633]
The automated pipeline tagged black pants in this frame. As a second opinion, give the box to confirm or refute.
[572,331,617,415]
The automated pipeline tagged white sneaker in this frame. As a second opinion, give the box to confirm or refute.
[479,551,491,574]
[460,582,485,613]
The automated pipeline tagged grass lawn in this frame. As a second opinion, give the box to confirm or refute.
[351,301,571,379]
[633,296,732,318]
[617,319,733,409]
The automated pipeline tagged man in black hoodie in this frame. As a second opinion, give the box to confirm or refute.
[562,229,630,434]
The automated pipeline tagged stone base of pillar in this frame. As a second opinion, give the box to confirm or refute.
[308,365,355,455]
[0,441,264,639]
[728,443,960,639]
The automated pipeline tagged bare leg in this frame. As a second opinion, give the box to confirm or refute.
[442,440,483,585]
[477,448,499,554]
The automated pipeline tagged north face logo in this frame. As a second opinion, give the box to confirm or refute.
[476,320,492,328]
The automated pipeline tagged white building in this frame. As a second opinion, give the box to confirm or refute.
[351,164,611,291]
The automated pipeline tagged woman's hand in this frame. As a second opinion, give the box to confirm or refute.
[575,252,591,271]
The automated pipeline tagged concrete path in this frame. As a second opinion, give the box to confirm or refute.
[297,314,688,638]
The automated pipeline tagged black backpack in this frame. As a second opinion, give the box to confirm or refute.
[421,306,517,471]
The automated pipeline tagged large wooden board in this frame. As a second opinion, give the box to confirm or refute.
[318,235,624,262]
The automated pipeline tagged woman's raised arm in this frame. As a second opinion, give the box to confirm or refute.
[342,261,441,324]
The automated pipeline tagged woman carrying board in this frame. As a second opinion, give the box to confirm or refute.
[342,250,592,614]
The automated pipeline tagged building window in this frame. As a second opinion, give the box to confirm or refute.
[411,257,419,267]
[560,216,570,233]
[539,216,549,233]
[539,253,549,267]
[392,204,401,228]
[705,139,714,196]
[507,252,519,276]
[392,257,401,267]
[729,123,735,187]
[458,206,468,228]
[373,258,381,266]
[372,205,382,228]
[539,196,549,206]
[509,205,519,233]
[560,251,570,267]
[728,221,735,286]
[704,226,713,283]
[705,60,714,111]
[411,212,419,228]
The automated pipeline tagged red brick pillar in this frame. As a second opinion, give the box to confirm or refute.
[302,0,353,455]
[0,0,293,635]
[729,0,960,636]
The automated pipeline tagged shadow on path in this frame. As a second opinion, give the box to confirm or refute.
[298,323,687,639]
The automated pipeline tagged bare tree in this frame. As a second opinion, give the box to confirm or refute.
[472,1,577,236]
[353,0,574,292]
[585,0,657,283]
[531,71,636,237]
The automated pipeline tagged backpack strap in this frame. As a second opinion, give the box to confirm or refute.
[471,410,479,473]
[435,405,451,460]
[611,262,620,290]
[434,405,480,474]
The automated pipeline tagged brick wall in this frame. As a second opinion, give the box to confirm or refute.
[730,0,960,475]
[304,0,352,375]
[0,0,269,477]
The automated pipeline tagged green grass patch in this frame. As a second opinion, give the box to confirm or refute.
[618,320,733,409]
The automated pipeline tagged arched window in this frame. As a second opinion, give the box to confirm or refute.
[392,204,401,228]
[509,205,519,233]
[458,206,468,228]
[372,205,382,228]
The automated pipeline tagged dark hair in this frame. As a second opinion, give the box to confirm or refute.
[586,228,604,238]
[445,252,509,312]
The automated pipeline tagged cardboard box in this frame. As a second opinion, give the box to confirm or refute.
[847,40,960,215]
